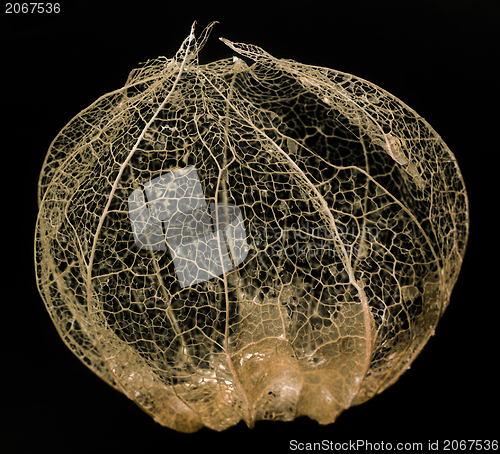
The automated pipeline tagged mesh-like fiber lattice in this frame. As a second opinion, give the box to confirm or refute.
[35,23,468,432]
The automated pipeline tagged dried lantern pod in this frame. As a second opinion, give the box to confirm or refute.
[35,22,468,432]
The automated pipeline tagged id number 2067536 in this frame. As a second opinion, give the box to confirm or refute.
[5,3,60,13]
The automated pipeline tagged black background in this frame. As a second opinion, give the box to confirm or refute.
[2,1,498,452]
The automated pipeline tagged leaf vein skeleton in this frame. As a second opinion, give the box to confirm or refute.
[35,21,468,433]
